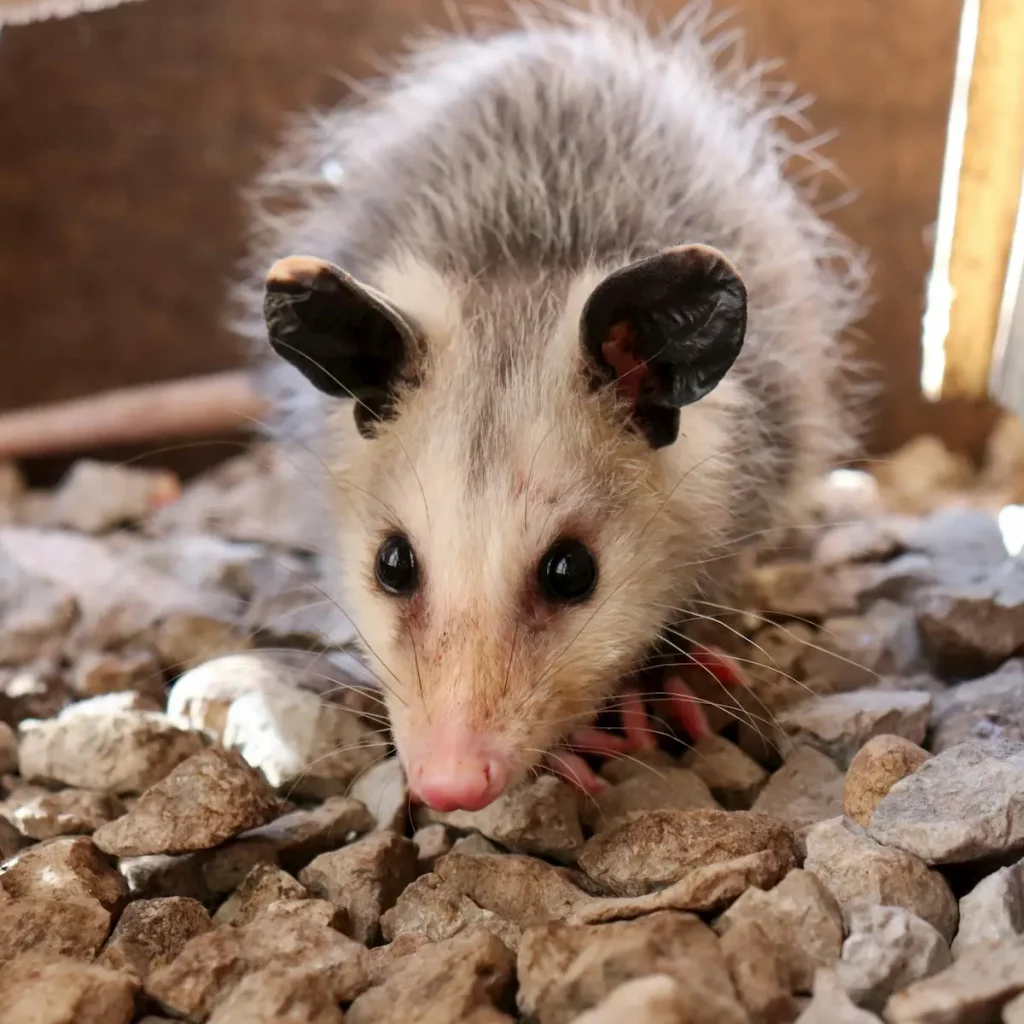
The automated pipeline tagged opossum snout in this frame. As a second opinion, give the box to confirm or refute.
[404,724,513,812]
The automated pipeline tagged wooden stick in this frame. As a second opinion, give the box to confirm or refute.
[0,371,267,460]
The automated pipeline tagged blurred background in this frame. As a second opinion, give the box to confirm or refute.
[0,0,1003,481]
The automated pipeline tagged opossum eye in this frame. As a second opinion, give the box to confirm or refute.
[539,539,597,603]
[375,535,418,595]
[580,244,747,448]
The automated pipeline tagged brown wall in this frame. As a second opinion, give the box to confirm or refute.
[0,0,998,466]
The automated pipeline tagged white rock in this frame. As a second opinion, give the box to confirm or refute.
[835,903,950,1012]
[48,461,180,534]
[796,969,883,1023]
[868,740,1024,865]
[951,857,1024,958]
[223,682,386,797]
[351,757,408,833]
[751,745,845,842]
[167,653,284,740]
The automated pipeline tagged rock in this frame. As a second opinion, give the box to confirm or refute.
[242,795,374,872]
[118,837,280,904]
[517,912,746,1024]
[929,661,1024,753]
[18,706,205,794]
[0,897,111,965]
[750,559,870,620]
[146,912,369,1020]
[598,748,678,784]
[166,654,283,739]
[413,824,451,872]
[152,612,252,672]
[680,734,768,809]
[916,558,1024,675]
[0,816,28,859]
[715,868,844,993]
[883,936,1024,1023]
[428,775,584,862]
[0,659,68,726]
[0,836,127,912]
[803,817,958,942]
[0,953,139,1024]
[0,721,16,774]
[207,965,345,1024]
[69,649,163,699]
[844,735,931,828]
[350,756,408,833]
[580,768,719,833]
[1007,993,1024,1024]
[434,853,590,929]
[835,903,950,1012]
[451,833,501,856]
[48,461,180,534]
[381,871,522,951]
[873,435,975,515]
[797,969,883,1023]
[298,830,418,945]
[5,788,126,840]
[212,863,309,927]
[135,533,267,599]
[0,553,78,668]
[93,746,281,857]
[363,932,431,984]
[567,975,694,1024]
[776,690,932,768]
[223,684,386,797]
[577,809,798,898]
[801,602,925,693]
[98,897,212,979]
[951,857,1024,958]
[867,740,1024,864]
[346,927,515,1024]
[814,517,914,567]
[259,897,348,932]
[751,745,845,843]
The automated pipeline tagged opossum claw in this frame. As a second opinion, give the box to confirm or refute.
[543,747,608,795]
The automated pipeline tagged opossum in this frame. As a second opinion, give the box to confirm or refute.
[237,3,869,812]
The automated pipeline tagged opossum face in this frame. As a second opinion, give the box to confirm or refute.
[265,247,746,810]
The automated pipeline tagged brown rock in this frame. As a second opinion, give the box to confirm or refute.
[413,823,451,872]
[804,817,958,942]
[0,721,16,774]
[242,795,375,871]
[428,775,584,862]
[843,735,931,828]
[350,756,409,832]
[0,836,126,911]
[363,933,431,984]
[212,863,309,927]
[298,830,418,945]
[451,833,502,856]
[0,897,111,965]
[207,965,345,1024]
[259,897,348,932]
[776,690,932,768]
[578,809,797,899]
[883,936,1024,1023]
[18,708,205,795]
[0,659,68,726]
[146,913,369,1020]
[719,914,802,1023]
[0,953,138,1024]
[381,871,522,950]
[681,734,769,809]
[1006,993,1024,1024]
[567,975,699,1024]
[153,612,252,672]
[751,745,846,846]
[715,869,844,993]
[346,927,515,1024]
[99,897,212,979]
[581,768,719,833]
[0,816,28,859]
[0,572,78,667]
[813,517,914,567]
[70,649,163,699]
[5,788,126,840]
[750,559,868,620]
[517,912,746,1024]
[93,746,281,857]
[599,748,677,784]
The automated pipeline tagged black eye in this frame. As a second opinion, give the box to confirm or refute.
[375,535,418,595]
[539,539,598,603]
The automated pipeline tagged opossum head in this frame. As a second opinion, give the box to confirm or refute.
[265,246,746,811]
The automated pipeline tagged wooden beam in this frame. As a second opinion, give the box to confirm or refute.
[924,0,1024,401]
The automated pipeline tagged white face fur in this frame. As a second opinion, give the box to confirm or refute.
[264,247,747,807]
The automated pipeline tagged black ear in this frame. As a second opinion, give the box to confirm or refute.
[264,255,419,438]
[580,244,747,448]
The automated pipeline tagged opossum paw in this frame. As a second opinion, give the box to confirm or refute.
[686,642,749,690]
[542,747,609,796]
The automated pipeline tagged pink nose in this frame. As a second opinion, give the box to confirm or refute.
[412,753,509,812]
